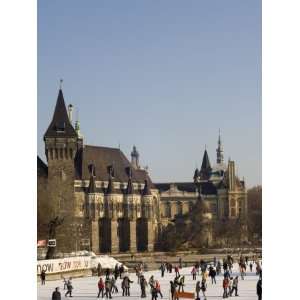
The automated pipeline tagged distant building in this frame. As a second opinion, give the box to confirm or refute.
[156,132,248,228]
[37,88,247,254]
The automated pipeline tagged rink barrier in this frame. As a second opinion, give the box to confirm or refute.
[37,256,91,275]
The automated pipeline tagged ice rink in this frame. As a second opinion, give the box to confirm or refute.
[38,262,260,300]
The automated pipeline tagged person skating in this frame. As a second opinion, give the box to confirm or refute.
[114,264,119,280]
[231,276,239,297]
[155,280,163,298]
[209,267,216,284]
[160,263,165,277]
[200,278,207,300]
[222,276,229,298]
[151,285,158,300]
[257,279,262,300]
[228,277,233,296]
[149,275,155,289]
[175,265,180,277]
[195,281,201,300]
[65,279,73,297]
[191,266,197,280]
[111,276,118,294]
[250,262,253,272]
[52,287,61,300]
[123,276,133,296]
[140,275,148,298]
[40,269,46,285]
[119,264,125,279]
[170,281,177,300]
[97,277,105,298]
[62,276,68,290]
[178,275,185,292]
[104,277,112,299]
[105,268,110,280]
[216,261,221,275]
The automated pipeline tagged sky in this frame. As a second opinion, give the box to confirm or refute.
[38,0,261,187]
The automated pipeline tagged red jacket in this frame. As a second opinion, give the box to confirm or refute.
[98,279,104,289]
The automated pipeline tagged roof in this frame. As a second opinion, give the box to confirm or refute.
[155,181,217,195]
[37,156,48,177]
[44,89,77,139]
[75,145,153,185]
[200,150,212,172]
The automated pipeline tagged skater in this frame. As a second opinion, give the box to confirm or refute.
[195,281,201,300]
[140,275,148,298]
[231,276,239,296]
[179,257,182,268]
[65,279,73,297]
[216,261,221,275]
[114,264,119,280]
[191,266,197,280]
[151,285,158,300]
[52,287,61,300]
[156,280,163,298]
[40,269,46,285]
[250,262,253,272]
[209,267,216,284]
[228,277,233,296]
[213,256,217,267]
[111,276,118,294]
[175,265,180,277]
[170,281,177,300]
[105,268,110,279]
[200,278,207,300]
[257,279,262,300]
[222,276,229,298]
[160,263,165,277]
[178,275,185,292]
[97,277,105,298]
[97,263,102,277]
[123,276,133,296]
[62,276,68,290]
[104,277,112,299]
[149,275,155,289]
[119,264,125,279]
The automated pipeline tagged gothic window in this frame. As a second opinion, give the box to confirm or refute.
[231,208,236,217]
[177,202,183,215]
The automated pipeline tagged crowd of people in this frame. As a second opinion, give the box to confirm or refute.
[43,256,262,300]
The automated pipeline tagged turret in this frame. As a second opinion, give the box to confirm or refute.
[200,149,212,180]
[216,130,224,164]
[131,145,140,169]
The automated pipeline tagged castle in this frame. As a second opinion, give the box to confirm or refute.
[37,88,247,254]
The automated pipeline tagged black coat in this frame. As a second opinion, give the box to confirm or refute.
[52,291,61,300]
[257,280,262,296]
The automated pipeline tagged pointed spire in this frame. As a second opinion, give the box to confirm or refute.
[142,179,151,196]
[106,165,115,194]
[131,145,140,169]
[88,174,96,193]
[44,87,77,139]
[200,149,212,180]
[125,166,134,194]
[216,129,224,164]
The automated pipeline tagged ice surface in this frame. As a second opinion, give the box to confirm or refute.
[38,262,260,300]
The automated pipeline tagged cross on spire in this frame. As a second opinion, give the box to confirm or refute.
[59,79,63,90]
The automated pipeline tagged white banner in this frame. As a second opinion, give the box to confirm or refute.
[37,256,91,275]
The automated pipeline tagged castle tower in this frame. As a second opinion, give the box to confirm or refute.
[216,130,224,164]
[131,145,140,169]
[43,87,79,252]
[200,149,212,180]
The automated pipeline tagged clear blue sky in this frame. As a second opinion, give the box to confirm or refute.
[38,0,261,187]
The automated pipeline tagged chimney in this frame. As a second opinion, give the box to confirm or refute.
[67,104,73,124]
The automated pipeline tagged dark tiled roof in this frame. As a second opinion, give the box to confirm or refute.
[76,145,153,185]
[37,156,48,177]
[155,181,217,195]
[44,89,77,139]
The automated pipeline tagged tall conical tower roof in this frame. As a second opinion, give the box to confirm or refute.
[44,89,77,139]
[142,179,151,196]
[200,149,212,180]
[88,175,96,193]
